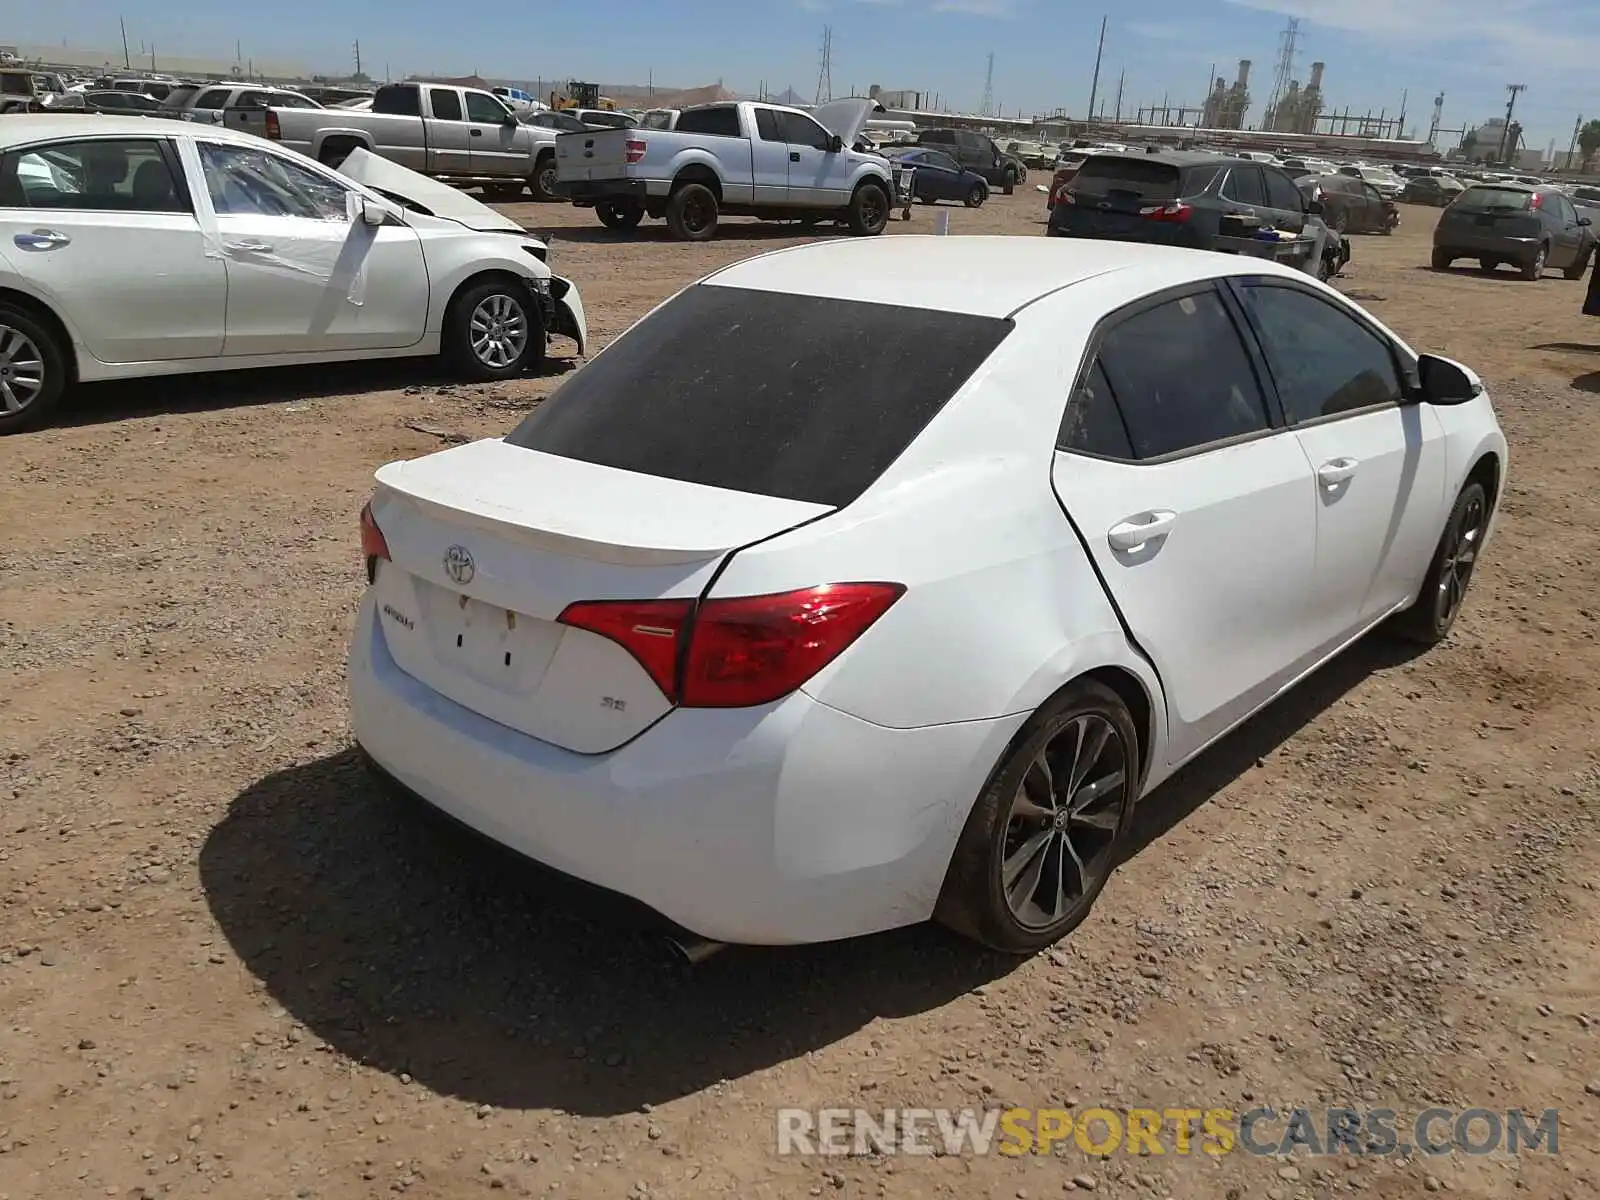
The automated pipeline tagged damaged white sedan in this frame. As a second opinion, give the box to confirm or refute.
[0,115,586,433]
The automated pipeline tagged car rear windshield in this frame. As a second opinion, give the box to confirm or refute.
[1072,157,1182,200]
[1453,186,1531,212]
[505,285,1013,507]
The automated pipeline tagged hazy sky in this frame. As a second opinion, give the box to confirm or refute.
[12,0,1589,150]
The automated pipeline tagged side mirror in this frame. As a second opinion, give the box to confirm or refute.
[359,196,396,226]
[1580,216,1592,226]
[827,133,844,153]
[1417,353,1481,405]
[1306,199,1324,216]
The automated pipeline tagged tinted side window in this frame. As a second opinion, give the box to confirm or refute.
[194,89,231,109]
[778,112,831,151]
[754,109,782,142]
[1179,164,1221,196]
[1263,168,1303,211]
[926,151,959,172]
[920,130,953,144]
[675,106,741,137]
[373,85,422,116]
[429,89,464,121]
[465,92,508,123]
[1222,165,1265,206]
[1096,290,1271,458]
[1059,360,1133,458]
[1237,285,1403,422]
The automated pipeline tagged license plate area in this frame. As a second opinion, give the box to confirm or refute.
[415,579,563,695]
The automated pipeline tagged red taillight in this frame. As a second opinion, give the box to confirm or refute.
[360,502,389,581]
[1142,202,1192,223]
[557,583,904,709]
[625,137,647,164]
[1528,192,1543,210]
[264,109,281,140]
[556,597,692,700]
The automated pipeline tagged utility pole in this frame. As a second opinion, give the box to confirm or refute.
[1498,83,1526,163]
[353,39,362,79]
[814,26,833,106]
[120,16,130,69]
[1086,15,1106,122]
[1567,113,1581,169]
[980,51,994,118]
[1113,69,1124,122]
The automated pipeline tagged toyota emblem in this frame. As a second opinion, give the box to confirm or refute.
[443,545,475,586]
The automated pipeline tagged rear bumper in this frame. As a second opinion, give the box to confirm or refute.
[553,178,651,205]
[1435,231,1539,256]
[347,596,1019,945]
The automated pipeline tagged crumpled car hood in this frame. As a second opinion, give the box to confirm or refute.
[336,148,527,234]
[810,98,886,149]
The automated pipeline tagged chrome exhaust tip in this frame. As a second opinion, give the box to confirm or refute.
[665,935,727,966]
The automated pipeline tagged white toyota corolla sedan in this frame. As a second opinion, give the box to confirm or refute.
[348,236,1506,955]
[0,115,585,433]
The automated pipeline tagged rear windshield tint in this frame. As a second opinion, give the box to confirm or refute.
[1453,186,1531,212]
[505,285,1013,507]
[1073,157,1182,200]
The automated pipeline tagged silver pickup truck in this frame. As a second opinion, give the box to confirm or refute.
[554,98,893,240]
[224,81,562,201]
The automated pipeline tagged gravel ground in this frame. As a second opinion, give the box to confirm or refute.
[2,194,1598,1200]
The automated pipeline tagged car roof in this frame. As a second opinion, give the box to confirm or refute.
[704,236,1311,320]
[1084,150,1253,170]
[0,113,270,147]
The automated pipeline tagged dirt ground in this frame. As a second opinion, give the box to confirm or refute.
[3,191,1599,1200]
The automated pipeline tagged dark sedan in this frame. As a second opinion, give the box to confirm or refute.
[1296,173,1398,234]
[888,148,989,207]
[1400,174,1465,207]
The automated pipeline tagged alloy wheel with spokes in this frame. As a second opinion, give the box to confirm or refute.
[468,293,531,371]
[936,680,1139,953]
[1000,713,1128,930]
[0,324,45,416]
[1434,488,1485,629]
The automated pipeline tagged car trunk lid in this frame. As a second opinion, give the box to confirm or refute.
[366,437,830,753]
[554,127,638,184]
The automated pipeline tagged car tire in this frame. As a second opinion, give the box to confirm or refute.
[965,183,987,208]
[1002,169,1016,196]
[935,679,1139,954]
[665,182,719,241]
[1521,242,1548,281]
[531,154,559,203]
[0,303,68,435]
[484,182,525,202]
[1391,480,1490,646]
[318,142,356,170]
[442,278,545,383]
[1431,249,1454,270]
[1563,244,1593,280]
[595,199,644,231]
[846,182,890,236]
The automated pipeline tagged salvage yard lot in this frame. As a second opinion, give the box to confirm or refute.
[2,195,1599,1200]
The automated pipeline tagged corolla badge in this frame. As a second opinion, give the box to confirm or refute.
[443,545,475,586]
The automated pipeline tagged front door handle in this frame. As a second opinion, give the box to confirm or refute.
[1107,511,1177,552]
[790,151,801,162]
[13,229,71,251]
[470,128,483,137]
[224,239,274,254]
[1317,457,1359,487]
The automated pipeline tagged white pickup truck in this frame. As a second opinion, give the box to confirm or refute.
[554,98,894,240]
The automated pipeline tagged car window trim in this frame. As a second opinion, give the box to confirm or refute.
[1056,279,1288,465]
[1223,276,1415,428]
[1,134,196,216]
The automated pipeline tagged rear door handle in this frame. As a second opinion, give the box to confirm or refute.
[1107,511,1177,552]
[470,128,482,137]
[790,151,800,162]
[13,229,71,251]
[224,239,273,253]
[1317,457,1359,487]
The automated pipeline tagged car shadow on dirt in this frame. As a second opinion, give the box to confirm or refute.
[1572,371,1600,393]
[55,356,580,430]
[542,222,852,245]
[200,633,1424,1116]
